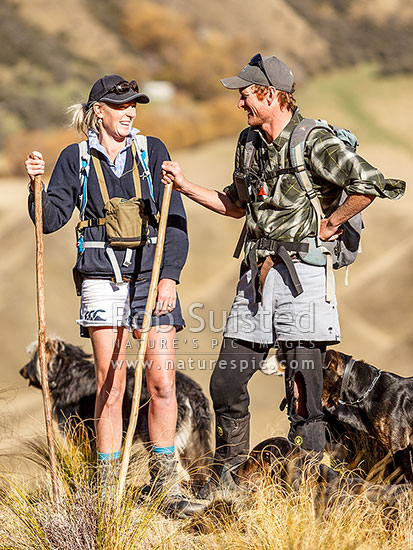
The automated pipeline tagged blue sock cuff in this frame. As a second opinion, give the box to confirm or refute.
[153,445,175,455]
[98,451,121,461]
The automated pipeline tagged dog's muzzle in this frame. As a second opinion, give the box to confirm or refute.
[19,366,42,389]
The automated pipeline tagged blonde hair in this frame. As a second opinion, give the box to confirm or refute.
[67,102,102,136]
[250,83,297,113]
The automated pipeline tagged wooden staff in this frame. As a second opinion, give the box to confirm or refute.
[33,173,60,503]
[117,182,173,504]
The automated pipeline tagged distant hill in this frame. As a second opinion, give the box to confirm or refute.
[286,0,413,75]
[0,0,412,175]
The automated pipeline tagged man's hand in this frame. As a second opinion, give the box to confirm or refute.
[154,278,177,316]
[162,161,188,193]
[319,193,375,241]
[319,218,343,241]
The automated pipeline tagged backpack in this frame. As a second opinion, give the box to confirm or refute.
[289,118,363,270]
[234,119,363,273]
[74,134,157,287]
[77,134,155,217]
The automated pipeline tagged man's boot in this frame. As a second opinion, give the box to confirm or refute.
[147,452,206,518]
[288,420,327,456]
[281,343,326,456]
[198,412,250,499]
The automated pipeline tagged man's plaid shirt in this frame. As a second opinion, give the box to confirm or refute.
[224,108,405,261]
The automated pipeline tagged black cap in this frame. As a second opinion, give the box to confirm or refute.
[221,55,295,93]
[87,75,150,109]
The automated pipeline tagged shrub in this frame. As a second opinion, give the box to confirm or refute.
[119,0,254,100]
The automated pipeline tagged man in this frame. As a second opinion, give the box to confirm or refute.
[162,54,405,496]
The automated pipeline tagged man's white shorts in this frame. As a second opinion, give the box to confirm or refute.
[224,263,340,345]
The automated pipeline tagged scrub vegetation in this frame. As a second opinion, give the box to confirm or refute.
[0,0,412,175]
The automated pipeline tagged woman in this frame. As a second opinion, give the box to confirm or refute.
[25,75,202,515]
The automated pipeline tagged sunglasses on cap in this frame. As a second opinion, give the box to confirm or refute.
[249,53,273,87]
[97,80,140,101]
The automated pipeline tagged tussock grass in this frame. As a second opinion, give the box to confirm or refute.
[327,428,407,485]
[0,429,411,550]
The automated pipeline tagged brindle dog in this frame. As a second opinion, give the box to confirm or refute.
[322,350,413,482]
[20,337,212,482]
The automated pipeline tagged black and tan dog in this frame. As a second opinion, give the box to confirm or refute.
[20,338,212,482]
[237,436,409,508]
[322,350,413,482]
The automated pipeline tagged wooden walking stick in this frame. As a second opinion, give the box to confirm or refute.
[33,173,60,503]
[117,181,173,504]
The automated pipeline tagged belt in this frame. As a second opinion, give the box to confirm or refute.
[110,275,144,284]
[82,238,157,285]
[258,254,299,293]
[248,238,309,302]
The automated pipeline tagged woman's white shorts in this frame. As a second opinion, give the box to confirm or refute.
[76,278,184,337]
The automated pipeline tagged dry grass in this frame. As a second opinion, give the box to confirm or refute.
[0,429,411,550]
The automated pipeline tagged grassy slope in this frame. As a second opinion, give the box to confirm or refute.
[0,66,412,452]
[297,65,413,371]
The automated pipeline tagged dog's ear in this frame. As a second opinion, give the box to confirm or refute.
[44,338,60,374]
[26,340,38,359]
[46,337,60,354]
[55,338,66,355]
[324,350,346,377]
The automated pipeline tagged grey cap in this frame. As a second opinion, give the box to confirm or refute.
[221,55,295,93]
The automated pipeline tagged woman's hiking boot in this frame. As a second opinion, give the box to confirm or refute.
[146,452,206,518]
[97,457,120,505]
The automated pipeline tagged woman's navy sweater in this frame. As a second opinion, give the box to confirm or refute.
[28,136,188,283]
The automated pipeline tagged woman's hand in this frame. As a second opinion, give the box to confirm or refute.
[25,151,45,191]
[154,278,177,316]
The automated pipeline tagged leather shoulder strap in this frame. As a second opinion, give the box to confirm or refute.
[90,152,110,205]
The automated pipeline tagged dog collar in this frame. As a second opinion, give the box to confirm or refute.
[338,357,382,407]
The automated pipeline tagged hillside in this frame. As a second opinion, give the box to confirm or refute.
[0,66,411,452]
[1,0,412,176]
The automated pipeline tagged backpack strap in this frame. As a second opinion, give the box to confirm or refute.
[233,128,258,259]
[289,119,336,302]
[289,119,336,247]
[243,128,257,172]
[133,134,155,202]
[78,140,90,221]
[233,223,248,259]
